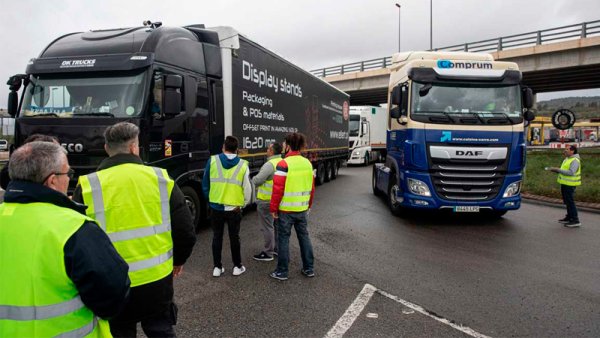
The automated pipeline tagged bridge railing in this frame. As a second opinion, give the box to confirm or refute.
[311,19,600,77]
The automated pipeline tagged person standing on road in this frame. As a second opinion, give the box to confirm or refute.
[269,133,315,281]
[202,136,252,277]
[1,141,130,337]
[548,144,582,228]
[0,134,59,191]
[251,142,283,261]
[73,122,196,337]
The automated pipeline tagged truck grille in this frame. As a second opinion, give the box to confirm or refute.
[428,146,508,201]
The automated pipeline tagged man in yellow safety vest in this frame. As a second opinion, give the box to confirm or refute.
[549,144,582,228]
[202,136,252,277]
[269,133,315,281]
[1,141,130,337]
[74,122,196,337]
[251,142,283,261]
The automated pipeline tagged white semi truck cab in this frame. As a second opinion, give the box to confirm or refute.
[348,106,387,165]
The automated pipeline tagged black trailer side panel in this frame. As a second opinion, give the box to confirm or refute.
[231,38,349,156]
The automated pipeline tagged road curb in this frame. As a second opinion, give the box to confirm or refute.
[522,193,600,215]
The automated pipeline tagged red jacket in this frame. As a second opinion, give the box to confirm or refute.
[270,151,315,213]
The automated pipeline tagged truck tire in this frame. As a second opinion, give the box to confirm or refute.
[181,186,202,233]
[331,160,339,180]
[372,166,382,196]
[324,161,332,182]
[388,174,403,216]
[315,162,325,186]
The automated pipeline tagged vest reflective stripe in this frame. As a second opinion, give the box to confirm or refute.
[79,163,174,287]
[86,173,106,230]
[0,202,108,337]
[55,318,98,338]
[257,157,281,201]
[128,249,173,272]
[108,223,171,243]
[557,157,581,186]
[209,155,248,206]
[0,296,85,321]
[279,156,313,212]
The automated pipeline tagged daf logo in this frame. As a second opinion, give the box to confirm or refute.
[456,150,483,156]
[61,143,84,153]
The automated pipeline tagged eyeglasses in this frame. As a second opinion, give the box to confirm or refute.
[54,168,75,180]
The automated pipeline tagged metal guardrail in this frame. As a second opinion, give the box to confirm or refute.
[310,19,600,78]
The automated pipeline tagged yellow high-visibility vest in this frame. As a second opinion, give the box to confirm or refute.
[209,155,248,207]
[279,155,313,212]
[79,163,174,287]
[256,157,282,201]
[0,202,110,337]
[557,157,581,186]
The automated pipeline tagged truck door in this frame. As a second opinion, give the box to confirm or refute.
[208,78,224,155]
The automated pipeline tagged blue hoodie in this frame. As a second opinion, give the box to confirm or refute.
[202,153,246,211]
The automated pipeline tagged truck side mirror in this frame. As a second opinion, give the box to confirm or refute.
[522,87,533,109]
[8,91,18,117]
[391,85,402,106]
[163,74,183,116]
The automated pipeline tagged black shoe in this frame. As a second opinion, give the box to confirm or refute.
[558,217,570,224]
[272,251,278,257]
[301,269,315,278]
[564,221,581,228]
[253,252,273,261]
[270,271,288,281]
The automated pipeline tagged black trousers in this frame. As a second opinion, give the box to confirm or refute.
[110,303,177,338]
[211,209,242,268]
[561,184,579,222]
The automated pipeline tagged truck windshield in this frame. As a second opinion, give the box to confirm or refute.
[349,115,360,137]
[411,82,523,125]
[20,72,147,118]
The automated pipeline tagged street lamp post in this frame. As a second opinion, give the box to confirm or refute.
[395,3,401,52]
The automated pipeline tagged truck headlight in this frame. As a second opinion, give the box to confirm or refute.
[503,181,521,198]
[407,178,431,197]
[353,150,361,156]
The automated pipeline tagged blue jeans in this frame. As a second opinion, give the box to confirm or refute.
[276,211,314,276]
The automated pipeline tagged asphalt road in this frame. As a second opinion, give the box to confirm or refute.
[172,165,600,337]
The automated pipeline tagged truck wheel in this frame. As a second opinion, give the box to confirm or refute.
[388,175,403,216]
[364,152,370,166]
[324,161,332,182]
[181,186,202,233]
[315,162,325,186]
[372,166,382,196]
[331,160,339,180]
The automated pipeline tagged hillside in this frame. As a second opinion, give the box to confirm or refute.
[536,96,600,119]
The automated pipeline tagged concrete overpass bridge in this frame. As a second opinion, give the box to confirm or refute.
[312,20,600,105]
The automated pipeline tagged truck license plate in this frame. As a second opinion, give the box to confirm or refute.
[454,206,480,212]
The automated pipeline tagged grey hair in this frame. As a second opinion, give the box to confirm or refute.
[104,122,139,155]
[9,141,67,183]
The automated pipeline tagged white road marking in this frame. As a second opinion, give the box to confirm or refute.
[326,283,492,338]
[325,284,377,338]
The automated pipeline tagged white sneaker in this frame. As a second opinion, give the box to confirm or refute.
[233,266,246,276]
[213,267,225,277]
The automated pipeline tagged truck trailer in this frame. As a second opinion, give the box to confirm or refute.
[6,21,350,227]
[372,51,535,217]
[348,105,387,165]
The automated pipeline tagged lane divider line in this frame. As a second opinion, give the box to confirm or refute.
[325,284,377,338]
[376,288,492,338]
[325,283,492,338]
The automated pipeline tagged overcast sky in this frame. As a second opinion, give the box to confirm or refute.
[1,0,600,107]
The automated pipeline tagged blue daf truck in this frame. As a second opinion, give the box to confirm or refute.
[372,51,535,217]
